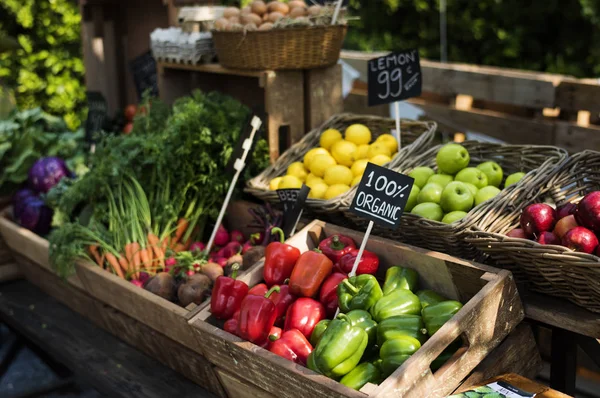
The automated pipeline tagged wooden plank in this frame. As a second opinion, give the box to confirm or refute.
[158,62,265,78]
[0,280,213,398]
[556,80,600,113]
[215,368,275,398]
[553,122,600,153]
[0,263,21,283]
[304,64,344,130]
[343,92,389,117]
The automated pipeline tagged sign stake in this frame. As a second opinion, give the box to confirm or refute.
[331,0,344,25]
[348,220,374,278]
[206,116,262,253]
[393,101,401,148]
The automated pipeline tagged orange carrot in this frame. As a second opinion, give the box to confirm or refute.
[105,253,125,279]
[161,236,169,253]
[125,242,134,269]
[118,254,130,276]
[148,233,165,269]
[140,246,152,270]
[174,243,186,252]
[131,242,141,279]
[183,235,193,251]
[172,218,189,245]
[89,245,102,266]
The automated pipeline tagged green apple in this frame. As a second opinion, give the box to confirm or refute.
[426,174,453,189]
[442,211,468,224]
[440,181,474,213]
[417,183,444,204]
[505,172,526,188]
[464,182,478,197]
[435,143,470,175]
[409,167,435,189]
[477,161,503,188]
[405,185,420,212]
[475,186,501,206]
[455,167,488,189]
[411,202,444,221]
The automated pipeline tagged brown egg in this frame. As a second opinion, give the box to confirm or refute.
[258,22,274,31]
[266,1,279,12]
[268,11,284,23]
[289,7,307,18]
[241,13,263,26]
[288,1,306,10]
[228,16,241,24]
[263,13,270,22]
[307,5,322,16]
[269,2,289,15]
[245,23,258,31]
[240,6,251,15]
[214,18,230,30]
[223,7,240,19]
[251,1,268,16]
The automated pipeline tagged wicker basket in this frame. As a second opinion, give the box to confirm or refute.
[466,150,600,313]
[212,25,347,70]
[341,141,568,261]
[245,114,437,223]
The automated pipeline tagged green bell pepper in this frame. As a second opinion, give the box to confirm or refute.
[376,315,428,346]
[422,300,463,336]
[345,309,378,350]
[310,319,331,347]
[370,288,421,322]
[337,274,383,313]
[382,266,419,294]
[308,314,368,379]
[416,289,447,310]
[339,362,382,391]
[380,335,421,377]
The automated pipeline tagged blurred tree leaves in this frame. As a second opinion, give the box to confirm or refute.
[0,0,85,129]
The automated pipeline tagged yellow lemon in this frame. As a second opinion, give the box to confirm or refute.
[303,147,329,170]
[324,184,350,200]
[370,154,392,166]
[309,154,337,177]
[269,177,283,190]
[356,144,369,160]
[324,165,353,186]
[308,182,328,199]
[376,134,399,153]
[351,159,369,177]
[278,175,303,189]
[351,175,362,186]
[331,140,358,167]
[319,129,343,150]
[368,142,392,159]
[287,162,308,182]
[306,173,323,186]
[345,124,372,145]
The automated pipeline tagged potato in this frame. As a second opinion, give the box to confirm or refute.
[200,261,224,282]
[289,7,307,18]
[241,13,263,26]
[214,18,230,30]
[178,274,211,307]
[269,2,289,15]
[288,1,306,9]
[144,272,176,302]
[251,0,268,16]
[241,6,252,15]
[223,6,241,19]
[268,11,284,23]
[258,22,274,31]
[307,5,322,16]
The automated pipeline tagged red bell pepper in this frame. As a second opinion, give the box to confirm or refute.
[210,264,249,320]
[269,284,297,326]
[283,297,326,339]
[223,310,240,336]
[269,328,313,366]
[263,228,301,287]
[318,234,356,263]
[319,272,347,318]
[259,326,282,349]
[289,249,333,297]
[336,249,380,275]
[248,283,268,296]
[237,286,280,346]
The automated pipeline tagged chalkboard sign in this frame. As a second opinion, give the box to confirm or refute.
[85,91,108,143]
[130,51,159,100]
[277,185,310,237]
[368,49,422,106]
[349,163,414,230]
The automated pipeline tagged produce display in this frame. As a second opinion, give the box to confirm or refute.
[213,1,340,32]
[270,124,399,200]
[407,143,525,223]
[210,233,464,391]
[506,191,600,254]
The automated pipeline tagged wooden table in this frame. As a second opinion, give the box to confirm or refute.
[0,279,215,398]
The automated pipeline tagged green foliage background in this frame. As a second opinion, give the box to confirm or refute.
[0,0,85,130]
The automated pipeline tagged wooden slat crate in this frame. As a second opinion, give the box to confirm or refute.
[188,219,525,398]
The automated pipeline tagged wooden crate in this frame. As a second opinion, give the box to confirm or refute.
[188,219,525,398]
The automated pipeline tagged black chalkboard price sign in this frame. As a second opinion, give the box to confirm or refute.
[367,49,422,107]
[277,185,310,237]
[349,163,414,230]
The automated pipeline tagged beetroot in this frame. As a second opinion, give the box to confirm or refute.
[230,230,245,243]
[130,279,144,288]
[214,257,228,267]
[214,225,230,246]
[139,272,151,284]
[189,242,206,253]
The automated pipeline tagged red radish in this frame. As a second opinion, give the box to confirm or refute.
[124,104,137,121]
[554,215,578,239]
[251,232,264,245]
[537,231,560,245]
[186,270,195,277]
[562,227,599,254]
[214,257,228,267]
[123,123,133,134]
[189,242,206,253]
[507,229,528,239]
[556,203,577,220]
[242,240,254,254]
[131,279,144,288]
[230,230,244,243]
[165,257,177,273]
[215,225,230,246]
[221,241,242,258]
[520,204,556,237]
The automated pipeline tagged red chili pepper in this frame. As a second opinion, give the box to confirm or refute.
[269,284,297,326]
[263,228,301,287]
[283,297,326,339]
[318,234,356,264]
[289,249,333,298]
[319,272,347,318]
[223,310,240,336]
[237,286,280,346]
[269,328,313,366]
[336,249,380,275]
[210,264,249,320]
[248,283,268,296]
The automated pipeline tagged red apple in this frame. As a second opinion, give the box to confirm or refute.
[561,226,599,254]
[576,191,600,233]
[520,203,556,237]
[537,231,560,245]
[507,228,528,239]
[553,214,579,239]
[556,203,577,220]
